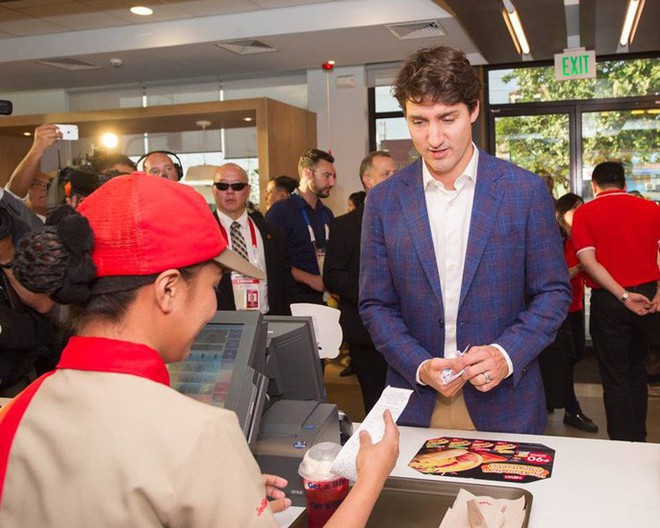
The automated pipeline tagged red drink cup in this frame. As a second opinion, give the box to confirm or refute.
[301,476,349,528]
[298,442,349,528]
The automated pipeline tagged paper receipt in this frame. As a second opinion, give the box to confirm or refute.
[330,385,412,482]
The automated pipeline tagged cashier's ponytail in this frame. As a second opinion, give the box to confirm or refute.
[12,205,96,305]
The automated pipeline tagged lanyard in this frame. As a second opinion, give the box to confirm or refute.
[300,206,329,247]
[218,217,258,251]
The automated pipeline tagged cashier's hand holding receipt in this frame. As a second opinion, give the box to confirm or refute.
[316,410,399,527]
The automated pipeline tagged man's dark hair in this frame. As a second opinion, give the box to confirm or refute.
[392,46,481,113]
[592,161,626,190]
[298,148,335,175]
[272,175,299,194]
[92,154,137,175]
[359,150,392,181]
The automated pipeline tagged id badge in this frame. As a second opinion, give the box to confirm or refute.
[315,247,326,275]
[231,273,261,311]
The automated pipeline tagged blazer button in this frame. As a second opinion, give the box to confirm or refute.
[438,319,444,326]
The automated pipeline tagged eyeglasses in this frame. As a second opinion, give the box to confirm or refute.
[213,182,249,191]
[31,181,51,190]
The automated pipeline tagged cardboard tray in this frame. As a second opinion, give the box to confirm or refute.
[290,476,533,527]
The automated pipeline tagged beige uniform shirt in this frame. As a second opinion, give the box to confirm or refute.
[0,337,277,528]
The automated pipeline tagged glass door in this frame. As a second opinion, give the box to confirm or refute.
[581,108,660,202]
[493,111,572,198]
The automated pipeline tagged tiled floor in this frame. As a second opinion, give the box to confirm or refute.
[324,353,660,443]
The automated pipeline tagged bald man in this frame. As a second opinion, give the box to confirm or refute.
[142,152,181,181]
[212,163,297,315]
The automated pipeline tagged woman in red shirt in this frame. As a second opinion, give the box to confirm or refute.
[557,193,598,433]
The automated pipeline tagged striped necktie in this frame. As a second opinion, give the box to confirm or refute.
[230,221,249,261]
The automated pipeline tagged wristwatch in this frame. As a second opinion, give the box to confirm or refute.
[620,292,629,303]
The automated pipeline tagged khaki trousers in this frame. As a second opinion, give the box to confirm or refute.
[430,389,476,430]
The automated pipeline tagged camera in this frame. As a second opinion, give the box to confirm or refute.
[59,164,118,202]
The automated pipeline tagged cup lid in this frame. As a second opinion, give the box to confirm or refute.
[298,442,342,481]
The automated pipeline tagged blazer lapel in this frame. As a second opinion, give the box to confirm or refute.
[398,160,444,307]
[460,151,504,307]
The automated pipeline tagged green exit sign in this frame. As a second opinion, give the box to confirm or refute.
[554,49,596,81]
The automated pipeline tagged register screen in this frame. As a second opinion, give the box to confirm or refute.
[168,323,243,407]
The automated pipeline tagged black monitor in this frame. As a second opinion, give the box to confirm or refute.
[167,311,268,444]
[264,315,326,403]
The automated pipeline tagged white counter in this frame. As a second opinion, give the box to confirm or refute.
[277,425,660,527]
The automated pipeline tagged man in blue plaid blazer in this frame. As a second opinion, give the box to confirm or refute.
[359,47,571,434]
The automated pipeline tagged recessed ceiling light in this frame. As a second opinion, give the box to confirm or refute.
[243,117,253,122]
[130,6,153,16]
[23,131,31,136]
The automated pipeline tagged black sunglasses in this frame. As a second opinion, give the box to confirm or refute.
[213,182,249,191]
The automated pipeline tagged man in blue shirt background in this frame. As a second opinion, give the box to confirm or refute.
[266,148,336,305]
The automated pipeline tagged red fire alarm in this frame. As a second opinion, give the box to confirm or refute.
[322,61,335,71]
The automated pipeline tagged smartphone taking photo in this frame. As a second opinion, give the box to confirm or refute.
[55,124,79,140]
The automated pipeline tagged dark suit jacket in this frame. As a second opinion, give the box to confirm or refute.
[216,213,297,315]
[323,205,372,345]
[359,152,572,434]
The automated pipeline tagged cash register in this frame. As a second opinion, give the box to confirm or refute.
[168,311,339,506]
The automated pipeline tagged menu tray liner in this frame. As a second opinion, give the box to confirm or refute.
[290,476,533,527]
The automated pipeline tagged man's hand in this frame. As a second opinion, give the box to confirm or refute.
[455,345,509,392]
[623,292,655,316]
[419,357,466,397]
[261,474,291,514]
[30,124,62,155]
[291,266,325,292]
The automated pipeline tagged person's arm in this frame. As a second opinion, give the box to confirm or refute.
[567,263,582,280]
[359,185,436,390]
[578,248,655,316]
[462,177,572,389]
[324,410,399,528]
[6,124,61,198]
[0,237,53,313]
[323,217,359,305]
[291,266,324,292]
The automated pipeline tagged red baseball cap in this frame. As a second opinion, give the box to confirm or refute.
[77,172,264,279]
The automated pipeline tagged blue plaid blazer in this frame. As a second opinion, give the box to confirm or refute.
[359,152,571,434]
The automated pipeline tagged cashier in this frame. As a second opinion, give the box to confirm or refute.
[0,174,398,527]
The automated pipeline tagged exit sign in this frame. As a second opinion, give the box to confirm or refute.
[554,50,596,81]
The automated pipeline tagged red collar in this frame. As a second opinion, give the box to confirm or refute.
[595,189,627,199]
[57,336,170,386]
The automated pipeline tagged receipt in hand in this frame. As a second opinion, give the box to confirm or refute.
[330,385,412,482]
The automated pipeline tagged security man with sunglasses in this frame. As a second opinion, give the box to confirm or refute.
[212,163,297,315]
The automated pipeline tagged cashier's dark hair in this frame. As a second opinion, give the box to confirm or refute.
[393,46,481,113]
[12,205,207,332]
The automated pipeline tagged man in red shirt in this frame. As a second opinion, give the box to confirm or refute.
[572,161,660,442]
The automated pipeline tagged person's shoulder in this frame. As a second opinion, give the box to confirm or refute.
[333,208,359,228]
[252,213,286,238]
[264,196,294,220]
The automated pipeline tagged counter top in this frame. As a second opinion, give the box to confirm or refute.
[277,425,660,527]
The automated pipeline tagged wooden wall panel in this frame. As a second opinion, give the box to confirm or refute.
[0,136,32,186]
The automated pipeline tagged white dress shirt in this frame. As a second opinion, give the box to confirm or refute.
[416,144,513,383]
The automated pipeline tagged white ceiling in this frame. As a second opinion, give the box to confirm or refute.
[0,0,656,92]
